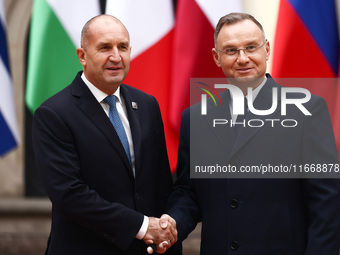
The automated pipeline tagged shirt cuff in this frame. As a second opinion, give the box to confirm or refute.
[136,215,149,240]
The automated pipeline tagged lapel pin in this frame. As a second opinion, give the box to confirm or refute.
[132,102,138,110]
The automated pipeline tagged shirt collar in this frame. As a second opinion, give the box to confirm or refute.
[81,72,122,105]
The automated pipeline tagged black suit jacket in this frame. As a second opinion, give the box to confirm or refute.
[32,72,180,255]
[168,75,340,255]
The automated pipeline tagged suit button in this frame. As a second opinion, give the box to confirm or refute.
[135,193,140,200]
[230,240,239,250]
[230,199,238,209]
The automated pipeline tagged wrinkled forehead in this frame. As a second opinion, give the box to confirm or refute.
[81,15,130,49]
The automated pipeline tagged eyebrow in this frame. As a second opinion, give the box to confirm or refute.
[96,40,130,47]
[119,41,130,46]
[97,41,111,47]
[222,39,261,49]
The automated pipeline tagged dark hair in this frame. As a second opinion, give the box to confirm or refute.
[214,12,265,46]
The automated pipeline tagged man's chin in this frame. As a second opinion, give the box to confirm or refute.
[105,76,124,86]
[227,77,263,87]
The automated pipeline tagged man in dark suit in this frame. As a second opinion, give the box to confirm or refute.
[32,15,179,255]
[166,13,340,254]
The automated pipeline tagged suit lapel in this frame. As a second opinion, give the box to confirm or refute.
[229,77,282,158]
[203,90,236,156]
[71,74,134,178]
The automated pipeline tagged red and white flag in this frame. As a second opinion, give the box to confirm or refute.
[106,1,242,170]
[169,0,243,142]
[105,0,177,169]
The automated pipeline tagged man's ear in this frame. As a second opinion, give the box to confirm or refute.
[265,40,271,61]
[212,48,221,68]
[76,48,86,66]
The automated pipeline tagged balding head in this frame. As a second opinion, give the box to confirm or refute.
[80,14,129,51]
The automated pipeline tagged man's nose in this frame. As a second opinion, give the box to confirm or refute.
[236,49,249,64]
[109,48,121,62]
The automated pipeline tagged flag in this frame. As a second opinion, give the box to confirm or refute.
[105,0,178,169]
[26,0,100,113]
[169,0,242,168]
[169,0,243,142]
[272,0,340,154]
[106,0,243,171]
[0,0,20,156]
[272,0,339,77]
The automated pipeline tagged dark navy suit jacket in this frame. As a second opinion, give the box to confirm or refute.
[33,72,180,255]
[168,75,340,255]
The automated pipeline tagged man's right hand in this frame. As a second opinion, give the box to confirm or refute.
[143,215,178,254]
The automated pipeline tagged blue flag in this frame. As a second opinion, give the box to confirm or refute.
[0,0,19,156]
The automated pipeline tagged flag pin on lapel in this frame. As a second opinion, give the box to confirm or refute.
[132,102,138,110]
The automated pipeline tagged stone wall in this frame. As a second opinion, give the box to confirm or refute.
[0,199,50,255]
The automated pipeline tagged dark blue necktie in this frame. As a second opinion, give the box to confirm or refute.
[235,97,248,134]
[104,95,132,167]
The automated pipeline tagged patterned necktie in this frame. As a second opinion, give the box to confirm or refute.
[104,95,132,167]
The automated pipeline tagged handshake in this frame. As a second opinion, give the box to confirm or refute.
[143,214,178,254]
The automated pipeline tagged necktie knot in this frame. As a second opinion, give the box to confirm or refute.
[104,95,117,109]
[234,97,248,133]
[236,97,248,121]
[244,97,248,113]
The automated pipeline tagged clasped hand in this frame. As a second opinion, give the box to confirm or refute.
[143,214,177,254]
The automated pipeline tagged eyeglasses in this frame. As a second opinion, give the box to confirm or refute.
[216,39,267,56]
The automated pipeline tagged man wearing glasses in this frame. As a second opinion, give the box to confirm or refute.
[165,12,340,255]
